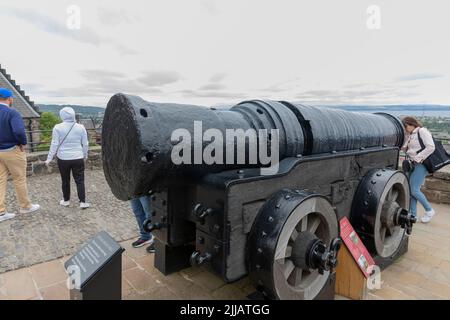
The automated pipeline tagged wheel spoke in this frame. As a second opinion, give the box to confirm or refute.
[391,189,399,202]
[387,189,393,201]
[308,216,321,234]
[288,268,303,287]
[284,260,295,278]
[285,246,292,258]
[290,229,299,242]
[300,215,308,232]
[275,244,292,261]
[380,227,387,243]
[386,227,392,237]
[388,188,398,202]
[274,259,286,280]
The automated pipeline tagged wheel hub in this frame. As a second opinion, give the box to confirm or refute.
[291,231,342,275]
[381,201,401,230]
[291,231,318,270]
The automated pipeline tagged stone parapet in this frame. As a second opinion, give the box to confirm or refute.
[422,170,450,205]
[25,146,102,176]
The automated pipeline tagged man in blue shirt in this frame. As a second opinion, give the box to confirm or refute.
[0,88,40,222]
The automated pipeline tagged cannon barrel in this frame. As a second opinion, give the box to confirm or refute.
[102,94,404,200]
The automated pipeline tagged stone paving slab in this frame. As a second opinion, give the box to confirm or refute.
[0,170,138,274]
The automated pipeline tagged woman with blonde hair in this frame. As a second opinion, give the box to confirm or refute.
[402,116,435,223]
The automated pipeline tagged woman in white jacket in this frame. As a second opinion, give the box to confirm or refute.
[45,107,90,209]
[402,116,435,223]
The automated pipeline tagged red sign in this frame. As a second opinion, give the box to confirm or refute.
[340,217,375,278]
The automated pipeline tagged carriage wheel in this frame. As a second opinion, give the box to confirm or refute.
[248,190,340,300]
[351,169,412,258]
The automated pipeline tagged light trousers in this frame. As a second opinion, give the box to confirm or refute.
[0,148,32,213]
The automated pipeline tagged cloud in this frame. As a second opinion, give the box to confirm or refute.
[262,85,288,93]
[79,70,149,94]
[198,83,227,91]
[37,69,180,100]
[1,5,138,56]
[41,87,104,98]
[200,0,219,15]
[180,89,246,99]
[79,70,128,79]
[97,7,138,26]
[296,89,389,101]
[114,44,139,56]
[197,73,228,91]
[260,78,302,94]
[41,82,162,99]
[1,6,101,45]
[344,83,371,89]
[209,73,227,83]
[20,83,44,92]
[396,73,445,82]
[138,71,181,87]
[294,88,420,105]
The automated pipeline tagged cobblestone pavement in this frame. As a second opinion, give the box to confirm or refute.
[0,203,449,300]
[0,170,138,274]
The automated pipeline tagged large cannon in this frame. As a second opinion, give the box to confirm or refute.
[102,94,416,300]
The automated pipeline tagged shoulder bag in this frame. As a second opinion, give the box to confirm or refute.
[417,130,450,173]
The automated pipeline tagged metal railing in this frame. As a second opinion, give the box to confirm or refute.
[24,129,101,153]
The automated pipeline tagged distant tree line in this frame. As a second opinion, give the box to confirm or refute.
[419,117,450,134]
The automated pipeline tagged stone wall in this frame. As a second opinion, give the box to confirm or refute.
[26,146,102,176]
[422,170,450,205]
[399,160,450,205]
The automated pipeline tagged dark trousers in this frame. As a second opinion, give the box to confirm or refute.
[57,158,86,203]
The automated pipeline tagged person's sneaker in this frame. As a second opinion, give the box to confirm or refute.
[19,204,40,214]
[146,243,156,253]
[60,200,70,207]
[0,212,16,222]
[80,202,90,209]
[132,237,153,248]
[421,209,436,223]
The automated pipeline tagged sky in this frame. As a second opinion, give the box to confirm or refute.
[1,0,450,107]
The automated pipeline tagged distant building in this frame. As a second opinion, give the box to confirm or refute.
[0,64,41,150]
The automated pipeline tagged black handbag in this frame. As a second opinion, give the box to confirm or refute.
[402,159,415,174]
[417,130,450,173]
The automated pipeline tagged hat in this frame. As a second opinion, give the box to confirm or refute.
[0,88,13,99]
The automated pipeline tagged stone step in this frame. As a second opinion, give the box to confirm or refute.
[422,189,450,205]
[432,171,450,181]
[425,178,450,192]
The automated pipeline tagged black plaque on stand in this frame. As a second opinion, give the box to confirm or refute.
[64,231,125,300]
